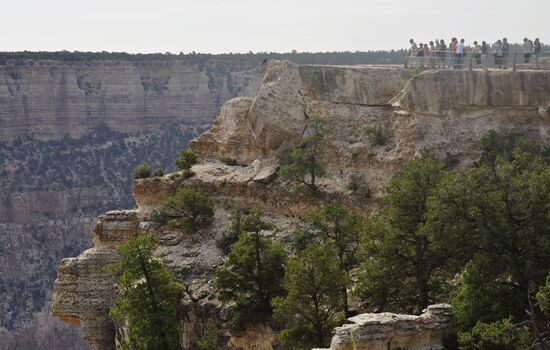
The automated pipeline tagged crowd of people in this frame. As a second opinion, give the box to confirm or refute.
[407,37,543,70]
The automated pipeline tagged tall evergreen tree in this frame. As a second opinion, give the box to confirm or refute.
[110,235,182,350]
[215,210,287,327]
[273,245,346,349]
[430,136,550,347]
[356,156,446,313]
[306,202,363,316]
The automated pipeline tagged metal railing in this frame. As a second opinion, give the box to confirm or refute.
[404,49,550,71]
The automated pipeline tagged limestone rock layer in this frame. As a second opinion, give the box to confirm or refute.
[0,59,262,141]
[329,304,452,350]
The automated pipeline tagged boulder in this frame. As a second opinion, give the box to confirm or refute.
[329,304,452,350]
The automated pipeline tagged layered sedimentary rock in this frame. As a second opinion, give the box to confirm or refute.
[396,69,550,163]
[328,304,451,350]
[0,58,263,350]
[0,59,262,141]
[191,61,550,193]
[191,61,413,164]
[52,61,550,349]
[52,211,141,349]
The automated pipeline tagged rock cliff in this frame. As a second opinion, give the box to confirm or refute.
[51,61,550,349]
[0,58,263,350]
[0,59,261,141]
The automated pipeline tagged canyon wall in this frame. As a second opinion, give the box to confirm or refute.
[52,61,550,349]
[0,58,263,350]
[0,59,261,141]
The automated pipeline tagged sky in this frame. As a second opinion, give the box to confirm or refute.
[2,0,548,54]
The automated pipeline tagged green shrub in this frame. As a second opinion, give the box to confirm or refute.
[109,236,182,350]
[215,210,287,328]
[197,319,221,350]
[278,116,328,193]
[536,273,550,314]
[458,318,534,350]
[153,168,164,177]
[161,186,214,234]
[364,126,392,146]
[132,162,152,179]
[175,150,198,172]
[216,205,250,255]
[220,157,238,166]
[273,245,346,349]
[291,229,316,253]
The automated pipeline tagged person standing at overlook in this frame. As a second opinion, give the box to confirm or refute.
[455,39,465,69]
[424,42,432,67]
[449,38,458,68]
[417,43,425,67]
[439,39,448,68]
[523,38,533,63]
[534,38,542,69]
[494,40,504,69]
[434,40,441,67]
[473,41,482,66]
[409,39,418,67]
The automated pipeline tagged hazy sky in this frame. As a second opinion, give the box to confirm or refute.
[2,0,548,53]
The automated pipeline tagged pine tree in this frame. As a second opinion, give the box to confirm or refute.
[355,156,446,313]
[273,245,346,349]
[306,202,363,317]
[197,319,222,350]
[174,149,198,178]
[110,235,182,350]
[279,116,327,193]
[215,210,287,328]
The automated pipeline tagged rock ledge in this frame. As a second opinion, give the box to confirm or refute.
[328,304,451,350]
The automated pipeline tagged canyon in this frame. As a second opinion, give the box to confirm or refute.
[51,60,550,349]
[0,57,263,350]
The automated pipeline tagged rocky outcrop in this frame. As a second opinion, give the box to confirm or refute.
[192,62,550,195]
[328,304,452,350]
[52,211,141,350]
[190,61,413,165]
[52,61,550,350]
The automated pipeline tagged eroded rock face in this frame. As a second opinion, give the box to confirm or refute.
[329,304,452,350]
[188,97,257,163]
[191,61,414,166]
[298,64,412,105]
[399,69,550,114]
[398,69,550,163]
[52,211,140,350]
